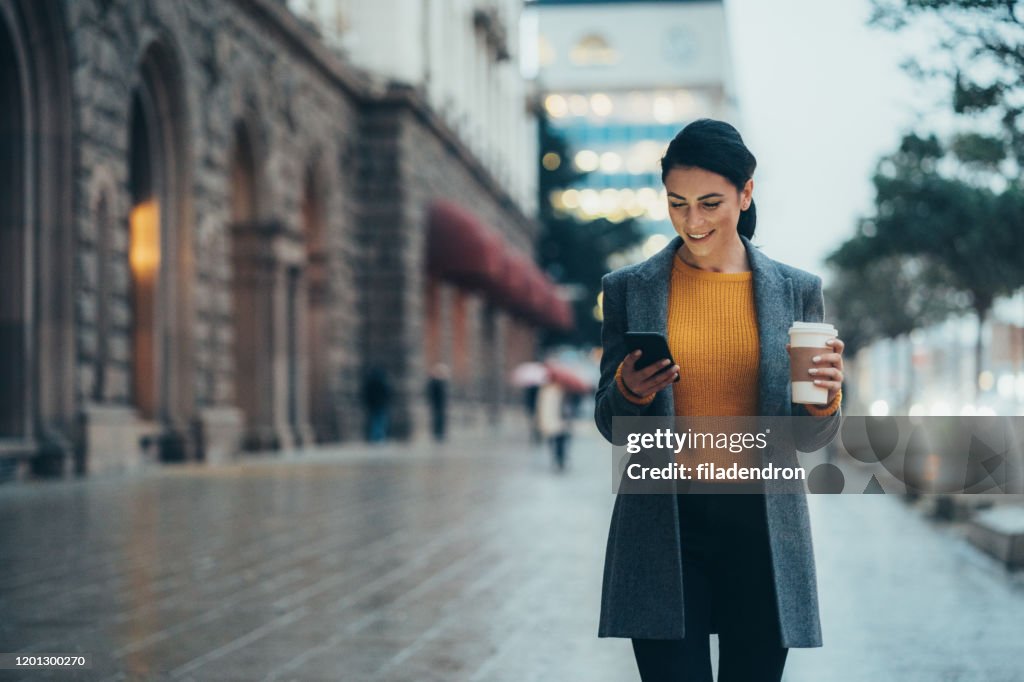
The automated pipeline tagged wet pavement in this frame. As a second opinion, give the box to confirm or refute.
[1,425,1023,681]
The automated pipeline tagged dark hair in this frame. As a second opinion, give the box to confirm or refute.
[660,119,758,239]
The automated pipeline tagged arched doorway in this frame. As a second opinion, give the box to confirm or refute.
[0,12,26,440]
[228,120,281,450]
[0,0,74,478]
[127,41,195,461]
[128,92,159,419]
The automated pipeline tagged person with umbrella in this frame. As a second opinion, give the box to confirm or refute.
[511,361,548,444]
[535,361,592,471]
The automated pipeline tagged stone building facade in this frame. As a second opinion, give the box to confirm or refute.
[0,0,552,479]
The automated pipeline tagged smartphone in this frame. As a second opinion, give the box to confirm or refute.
[624,332,679,381]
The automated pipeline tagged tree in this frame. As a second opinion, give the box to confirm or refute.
[830,1,1024,402]
[535,114,645,348]
[829,134,1024,395]
[871,0,1024,178]
[825,247,968,410]
[825,248,967,357]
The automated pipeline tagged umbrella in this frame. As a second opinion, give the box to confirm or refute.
[510,361,549,387]
[545,363,593,394]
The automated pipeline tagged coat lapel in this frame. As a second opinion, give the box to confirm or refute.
[743,237,794,417]
[626,236,678,335]
[626,237,679,416]
[624,234,794,417]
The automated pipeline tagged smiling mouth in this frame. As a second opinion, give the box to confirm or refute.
[686,230,714,241]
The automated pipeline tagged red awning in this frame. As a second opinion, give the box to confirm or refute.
[426,200,574,332]
[495,257,575,331]
[536,273,575,332]
[427,200,504,290]
[490,249,534,317]
[536,287,574,332]
[549,295,575,332]
[526,268,552,323]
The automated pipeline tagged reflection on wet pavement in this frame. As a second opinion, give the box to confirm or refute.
[1,427,1022,680]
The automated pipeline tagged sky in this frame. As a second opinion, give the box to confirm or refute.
[721,0,944,279]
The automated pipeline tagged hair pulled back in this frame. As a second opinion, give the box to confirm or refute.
[660,119,758,239]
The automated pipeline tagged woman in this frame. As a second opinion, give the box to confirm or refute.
[594,119,844,682]
[535,376,571,470]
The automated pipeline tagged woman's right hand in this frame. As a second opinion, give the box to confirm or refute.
[620,351,679,399]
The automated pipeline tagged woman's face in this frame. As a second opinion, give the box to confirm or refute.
[663,165,753,257]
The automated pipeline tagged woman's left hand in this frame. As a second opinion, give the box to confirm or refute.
[809,337,844,403]
[782,335,847,401]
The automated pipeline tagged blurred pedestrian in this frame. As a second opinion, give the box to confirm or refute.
[535,379,571,470]
[524,384,541,444]
[426,362,449,442]
[594,119,844,681]
[565,390,583,421]
[511,361,548,444]
[362,366,392,443]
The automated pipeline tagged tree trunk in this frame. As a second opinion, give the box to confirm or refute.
[904,334,916,412]
[1017,292,1024,379]
[974,301,990,402]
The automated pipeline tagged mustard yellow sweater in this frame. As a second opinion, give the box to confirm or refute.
[615,253,841,416]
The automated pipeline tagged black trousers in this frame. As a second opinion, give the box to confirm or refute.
[632,493,788,682]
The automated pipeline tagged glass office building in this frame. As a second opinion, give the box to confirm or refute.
[528,0,739,237]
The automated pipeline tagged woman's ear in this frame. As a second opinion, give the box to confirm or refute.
[741,179,754,209]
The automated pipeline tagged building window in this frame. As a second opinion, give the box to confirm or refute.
[569,34,618,66]
[128,93,160,419]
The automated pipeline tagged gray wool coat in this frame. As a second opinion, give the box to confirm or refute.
[594,234,841,648]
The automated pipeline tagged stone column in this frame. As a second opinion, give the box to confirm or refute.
[356,103,409,439]
[270,226,314,450]
[231,220,281,450]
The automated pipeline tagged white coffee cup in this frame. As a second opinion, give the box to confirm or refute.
[788,322,838,405]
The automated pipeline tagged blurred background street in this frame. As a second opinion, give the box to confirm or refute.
[2,425,1023,681]
[2,0,1023,467]
[3,0,1024,678]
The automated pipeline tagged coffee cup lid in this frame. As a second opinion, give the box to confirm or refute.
[789,322,837,334]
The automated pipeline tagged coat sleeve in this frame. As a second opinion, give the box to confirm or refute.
[594,272,656,444]
[792,275,842,453]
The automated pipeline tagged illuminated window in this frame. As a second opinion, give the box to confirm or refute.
[574,149,599,172]
[627,140,666,175]
[129,200,161,278]
[642,234,670,258]
[568,94,589,116]
[544,94,568,118]
[590,93,613,117]
[549,190,564,211]
[599,188,618,214]
[653,95,676,124]
[599,151,622,173]
[129,91,159,419]
[570,34,619,66]
[579,189,600,216]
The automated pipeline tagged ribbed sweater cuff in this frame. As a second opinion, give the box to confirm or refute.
[804,388,842,417]
[615,361,656,405]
